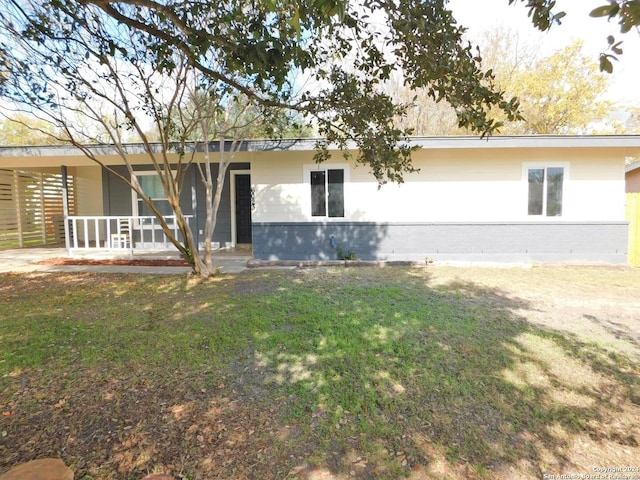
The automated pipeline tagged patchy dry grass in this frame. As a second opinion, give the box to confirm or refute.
[0,266,639,480]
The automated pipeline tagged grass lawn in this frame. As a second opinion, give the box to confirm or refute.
[0,266,639,479]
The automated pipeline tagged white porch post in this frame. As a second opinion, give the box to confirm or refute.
[128,217,134,256]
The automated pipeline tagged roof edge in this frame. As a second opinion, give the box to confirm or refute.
[1,135,640,158]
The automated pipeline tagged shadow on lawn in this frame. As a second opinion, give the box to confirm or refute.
[237,269,640,479]
[1,270,638,480]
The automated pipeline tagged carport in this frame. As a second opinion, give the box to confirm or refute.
[0,167,74,248]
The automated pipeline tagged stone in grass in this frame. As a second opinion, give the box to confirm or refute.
[0,458,73,480]
[142,475,174,480]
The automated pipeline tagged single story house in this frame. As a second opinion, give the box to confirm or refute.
[1,135,639,264]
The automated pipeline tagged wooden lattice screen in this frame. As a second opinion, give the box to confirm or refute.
[0,168,75,249]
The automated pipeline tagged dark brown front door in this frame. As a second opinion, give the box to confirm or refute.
[235,174,252,244]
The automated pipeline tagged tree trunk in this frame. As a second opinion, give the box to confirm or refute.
[203,179,214,271]
[200,139,231,276]
[165,193,217,278]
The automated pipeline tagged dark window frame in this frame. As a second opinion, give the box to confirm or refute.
[527,166,564,217]
[132,171,177,227]
[310,167,345,218]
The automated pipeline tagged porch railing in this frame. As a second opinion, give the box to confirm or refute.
[64,215,194,255]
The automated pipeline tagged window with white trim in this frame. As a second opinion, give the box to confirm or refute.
[527,166,564,217]
[132,172,175,225]
[310,168,345,217]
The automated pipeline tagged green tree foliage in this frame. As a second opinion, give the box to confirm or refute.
[506,0,566,29]
[0,0,521,185]
[388,74,461,136]
[391,34,616,136]
[0,113,66,145]
[507,0,639,72]
[589,1,640,71]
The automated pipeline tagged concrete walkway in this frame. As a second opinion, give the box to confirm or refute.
[0,247,251,275]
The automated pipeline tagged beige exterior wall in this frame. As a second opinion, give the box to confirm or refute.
[0,141,630,225]
[72,166,104,215]
[252,147,627,223]
[251,150,309,222]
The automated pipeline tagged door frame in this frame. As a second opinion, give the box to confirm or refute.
[230,170,251,246]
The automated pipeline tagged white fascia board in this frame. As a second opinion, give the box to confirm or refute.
[2,135,640,159]
[234,135,640,151]
[406,135,640,150]
[0,142,167,158]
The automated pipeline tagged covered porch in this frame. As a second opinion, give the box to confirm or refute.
[0,146,254,256]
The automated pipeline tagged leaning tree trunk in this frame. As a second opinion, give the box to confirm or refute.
[206,153,230,267]
[165,195,215,278]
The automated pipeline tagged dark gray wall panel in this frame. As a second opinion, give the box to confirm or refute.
[101,163,250,244]
[102,166,133,216]
[192,163,249,243]
[252,222,629,264]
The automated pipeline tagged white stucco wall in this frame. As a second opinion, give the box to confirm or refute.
[251,147,627,223]
[0,138,632,226]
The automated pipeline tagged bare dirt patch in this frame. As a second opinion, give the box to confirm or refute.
[427,265,640,360]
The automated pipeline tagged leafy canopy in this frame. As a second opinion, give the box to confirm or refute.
[0,0,523,184]
[589,1,640,72]
[391,35,617,136]
[508,0,640,72]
